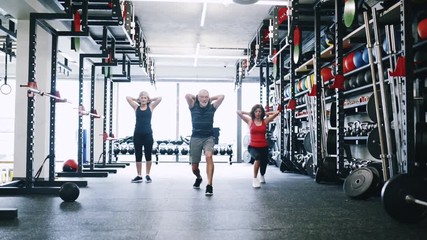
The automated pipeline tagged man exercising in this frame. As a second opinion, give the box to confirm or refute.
[185,89,224,196]
[126,91,162,183]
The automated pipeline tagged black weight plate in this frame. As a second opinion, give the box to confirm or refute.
[382,173,427,223]
[303,132,312,153]
[306,156,315,178]
[327,129,337,154]
[315,167,324,183]
[343,167,375,200]
[415,122,427,163]
[367,127,381,159]
[330,101,337,128]
[366,87,393,123]
[367,166,382,197]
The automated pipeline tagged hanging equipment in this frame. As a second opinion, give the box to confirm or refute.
[0,35,12,95]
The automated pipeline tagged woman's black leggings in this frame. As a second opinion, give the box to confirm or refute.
[133,132,153,162]
[248,146,269,175]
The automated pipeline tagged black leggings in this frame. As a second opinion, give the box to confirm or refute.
[248,146,269,176]
[133,132,153,162]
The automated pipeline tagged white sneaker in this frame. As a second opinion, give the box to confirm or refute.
[259,175,265,184]
[252,178,261,188]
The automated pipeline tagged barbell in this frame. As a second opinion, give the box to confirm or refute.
[381,173,427,224]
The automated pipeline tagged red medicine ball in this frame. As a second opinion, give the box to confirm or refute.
[321,67,334,82]
[418,18,427,40]
[63,159,78,172]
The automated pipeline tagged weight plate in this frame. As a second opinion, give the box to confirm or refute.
[367,166,382,197]
[367,127,381,159]
[382,173,427,223]
[303,132,312,153]
[343,167,375,200]
[242,150,251,163]
[327,129,337,154]
[415,122,427,162]
[306,156,315,178]
[366,87,393,123]
[330,101,337,128]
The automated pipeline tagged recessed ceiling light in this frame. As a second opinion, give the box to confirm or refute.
[233,0,259,4]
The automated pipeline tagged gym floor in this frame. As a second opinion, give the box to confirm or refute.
[0,160,426,240]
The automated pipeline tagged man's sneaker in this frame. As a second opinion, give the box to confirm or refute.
[131,176,143,183]
[193,178,203,189]
[145,175,152,183]
[259,175,266,184]
[205,184,213,196]
[252,178,261,188]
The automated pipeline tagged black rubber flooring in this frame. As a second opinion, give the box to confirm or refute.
[0,161,426,240]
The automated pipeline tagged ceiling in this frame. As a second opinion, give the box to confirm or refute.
[0,0,302,84]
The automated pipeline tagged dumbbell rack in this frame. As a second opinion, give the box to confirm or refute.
[154,141,234,165]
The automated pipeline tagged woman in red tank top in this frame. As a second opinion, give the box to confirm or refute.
[237,104,280,188]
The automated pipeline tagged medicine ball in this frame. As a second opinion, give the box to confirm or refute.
[321,67,334,82]
[344,77,351,90]
[353,50,364,68]
[418,17,427,40]
[350,74,358,89]
[63,159,78,172]
[59,182,80,202]
[344,52,356,72]
[355,72,365,87]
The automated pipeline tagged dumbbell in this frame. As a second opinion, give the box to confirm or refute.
[120,143,128,154]
[166,144,174,155]
[113,142,120,155]
[226,145,233,155]
[181,146,189,155]
[219,145,226,155]
[159,143,167,155]
[127,143,135,154]
[213,145,219,155]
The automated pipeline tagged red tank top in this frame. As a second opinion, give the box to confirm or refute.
[249,120,268,147]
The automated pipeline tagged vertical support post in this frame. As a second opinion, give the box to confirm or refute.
[176,83,180,162]
[48,34,58,182]
[289,0,299,165]
[89,65,96,169]
[25,14,38,188]
[237,85,242,163]
[77,55,85,173]
[401,0,414,174]
[259,66,264,104]
[335,0,344,176]
[314,3,321,167]
[103,75,108,163]
[109,79,114,164]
